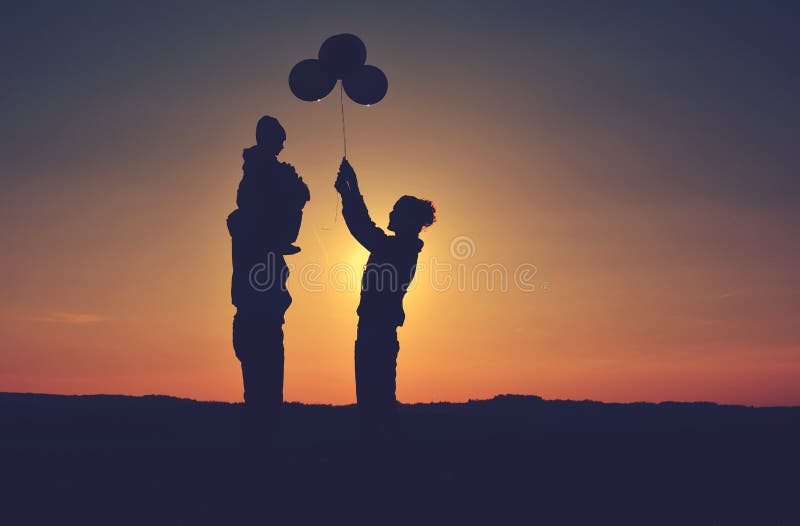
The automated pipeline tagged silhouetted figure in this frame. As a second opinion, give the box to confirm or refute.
[235,115,310,255]
[335,158,436,436]
[227,116,310,443]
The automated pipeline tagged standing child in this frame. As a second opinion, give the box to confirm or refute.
[334,158,436,434]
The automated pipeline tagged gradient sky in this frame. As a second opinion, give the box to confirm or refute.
[1,1,798,405]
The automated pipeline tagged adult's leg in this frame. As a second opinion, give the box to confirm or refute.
[239,326,285,410]
[233,310,285,442]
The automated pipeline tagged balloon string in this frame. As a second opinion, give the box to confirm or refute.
[332,81,346,225]
[340,81,347,158]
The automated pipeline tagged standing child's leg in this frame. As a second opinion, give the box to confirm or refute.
[378,330,399,417]
[355,324,400,433]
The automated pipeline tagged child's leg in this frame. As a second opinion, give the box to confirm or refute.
[276,210,304,254]
[287,209,303,244]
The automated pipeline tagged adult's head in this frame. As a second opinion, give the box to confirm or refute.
[255,115,286,156]
[388,195,436,236]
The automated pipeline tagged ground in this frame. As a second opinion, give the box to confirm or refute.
[2,393,798,524]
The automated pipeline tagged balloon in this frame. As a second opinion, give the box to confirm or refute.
[318,34,367,79]
[343,65,388,105]
[289,59,336,102]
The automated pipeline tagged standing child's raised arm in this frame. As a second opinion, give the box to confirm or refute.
[334,158,388,252]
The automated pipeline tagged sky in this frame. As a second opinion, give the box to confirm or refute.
[1,1,798,405]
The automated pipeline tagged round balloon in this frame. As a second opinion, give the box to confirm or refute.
[343,65,388,105]
[289,59,336,101]
[318,34,367,79]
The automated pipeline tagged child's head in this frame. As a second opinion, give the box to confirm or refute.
[388,196,436,236]
[255,115,286,156]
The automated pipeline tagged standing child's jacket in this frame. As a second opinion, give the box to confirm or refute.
[340,189,423,328]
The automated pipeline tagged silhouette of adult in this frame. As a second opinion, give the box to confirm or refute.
[334,158,436,435]
[227,116,310,442]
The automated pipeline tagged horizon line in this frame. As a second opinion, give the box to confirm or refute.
[2,391,798,409]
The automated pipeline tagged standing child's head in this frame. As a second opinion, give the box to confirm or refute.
[388,196,436,236]
[255,115,286,156]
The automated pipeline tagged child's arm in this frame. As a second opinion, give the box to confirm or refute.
[283,162,311,208]
[335,158,387,252]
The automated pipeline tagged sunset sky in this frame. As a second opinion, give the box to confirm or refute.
[1,1,798,406]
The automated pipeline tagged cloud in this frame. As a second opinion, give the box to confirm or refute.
[717,290,744,300]
[32,313,108,324]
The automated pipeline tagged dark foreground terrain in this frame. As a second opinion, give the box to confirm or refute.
[1,393,798,525]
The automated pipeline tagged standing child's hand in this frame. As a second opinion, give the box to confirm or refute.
[335,158,350,194]
[340,157,360,194]
[334,171,347,194]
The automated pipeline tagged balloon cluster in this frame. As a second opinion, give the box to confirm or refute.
[289,34,388,105]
